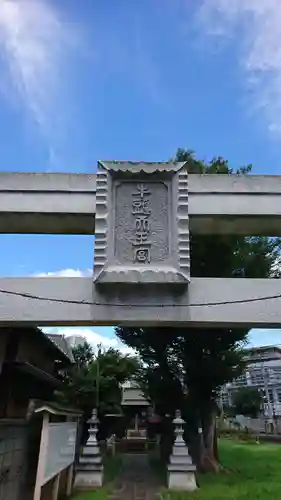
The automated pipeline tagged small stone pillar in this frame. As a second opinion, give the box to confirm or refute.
[167,410,197,491]
[74,409,103,489]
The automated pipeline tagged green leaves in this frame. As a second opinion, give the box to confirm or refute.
[116,148,280,420]
[56,342,140,415]
[232,387,263,417]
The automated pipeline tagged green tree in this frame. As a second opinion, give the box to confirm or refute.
[72,342,94,367]
[57,342,140,418]
[116,149,281,472]
[232,387,263,417]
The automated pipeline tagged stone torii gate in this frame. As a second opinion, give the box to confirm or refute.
[1,160,281,328]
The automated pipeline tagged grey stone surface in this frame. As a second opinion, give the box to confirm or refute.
[168,471,197,491]
[114,181,169,264]
[3,165,281,327]
[94,161,190,284]
[2,171,281,235]
[167,410,197,492]
[108,454,161,500]
[1,276,281,326]
[0,422,28,500]
[74,409,103,490]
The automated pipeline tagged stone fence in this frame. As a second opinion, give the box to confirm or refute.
[0,419,29,500]
[219,415,281,434]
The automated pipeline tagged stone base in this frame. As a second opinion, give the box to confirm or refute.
[168,471,197,492]
[171,444,191,454]
[170,455,193,465]
[81,445,100,455]
[79,456,102,465]
[74,468,103,489]
[95,267,190,285]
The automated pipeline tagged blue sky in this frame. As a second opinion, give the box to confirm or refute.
[1,0,281,351]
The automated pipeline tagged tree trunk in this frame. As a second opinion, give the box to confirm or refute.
[160,417,173,463]
[187,425,206,472]
[200,408,221,473]
[213,424,219,462]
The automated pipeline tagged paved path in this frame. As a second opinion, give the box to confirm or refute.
[109,454,162,500]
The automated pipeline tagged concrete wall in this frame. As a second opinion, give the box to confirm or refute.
[0,420,28,500]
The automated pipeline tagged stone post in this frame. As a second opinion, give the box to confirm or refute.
[167,410,197,491]
[74,409,103,490]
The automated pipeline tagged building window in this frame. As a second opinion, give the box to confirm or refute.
[221,393,231,405]
[249,370,264,386]
[271,368,281,383]
[276,388,281,403]
[267,389,274,404]
[232,374,247,387]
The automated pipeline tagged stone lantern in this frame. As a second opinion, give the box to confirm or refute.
[167,410,197,491]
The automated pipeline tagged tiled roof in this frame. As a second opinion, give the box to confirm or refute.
[46,333,75,363]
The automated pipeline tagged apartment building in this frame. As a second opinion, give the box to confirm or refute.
[66,334,87,349]
[221,345,281,416]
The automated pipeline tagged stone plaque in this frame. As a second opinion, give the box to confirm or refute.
[94,161,190,284]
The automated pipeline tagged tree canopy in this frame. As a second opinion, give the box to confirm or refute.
[116,148,281,472]
[232,387,263,418]
[56,342,140,417]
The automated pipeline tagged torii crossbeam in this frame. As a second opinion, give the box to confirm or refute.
[0,161,281,327]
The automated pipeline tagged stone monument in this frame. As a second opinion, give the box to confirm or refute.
[74,408,103,489]
[167,410,197,491]
[94,161,190,285]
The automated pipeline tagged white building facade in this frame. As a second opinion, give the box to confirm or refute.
[66,335,87,349]
[221,346,281,416]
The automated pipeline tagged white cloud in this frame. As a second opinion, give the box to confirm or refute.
[0,0,85,162]
[34,268,92,277]
[249,328,281,347]
[39,268,135,355]
[196,0,281,134]
[31,268,281,357]
[44,326,135,356]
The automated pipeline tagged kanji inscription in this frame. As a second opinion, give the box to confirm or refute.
[132,184,152,264]
[94,161,190,285]
[114,181,169,265]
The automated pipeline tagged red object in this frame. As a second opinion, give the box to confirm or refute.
[148,416,162,423]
